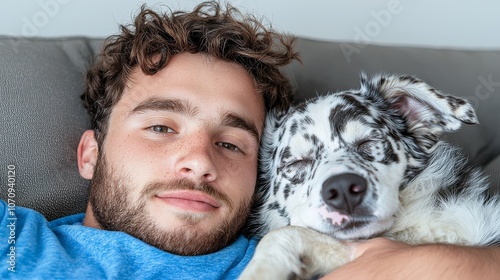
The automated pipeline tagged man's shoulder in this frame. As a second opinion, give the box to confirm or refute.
[1,199,50,227]
[0,200,259,278]
[49,212,85,227]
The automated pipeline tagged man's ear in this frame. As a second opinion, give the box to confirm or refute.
[77,130,99,180]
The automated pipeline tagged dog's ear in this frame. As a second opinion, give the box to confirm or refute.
[364,73,478,153]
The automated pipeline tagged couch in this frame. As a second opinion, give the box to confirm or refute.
[1,36,499,221]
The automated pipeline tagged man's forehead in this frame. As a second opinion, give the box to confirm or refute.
[113,53,265,130]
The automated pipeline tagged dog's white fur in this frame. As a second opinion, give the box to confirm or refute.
[239,73,500,279]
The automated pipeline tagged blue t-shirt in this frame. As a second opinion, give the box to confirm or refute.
[0,200,257,279]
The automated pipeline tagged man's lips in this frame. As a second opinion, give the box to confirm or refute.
[155,191,222,212]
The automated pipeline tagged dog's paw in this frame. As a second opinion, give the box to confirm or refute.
[239,258,300,280]
[239,226,352,280]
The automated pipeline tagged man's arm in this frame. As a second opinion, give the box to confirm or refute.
[321,238,500,280]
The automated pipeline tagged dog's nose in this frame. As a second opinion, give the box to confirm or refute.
[322,173,367,215]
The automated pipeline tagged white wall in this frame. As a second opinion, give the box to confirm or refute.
[1,0,499,49]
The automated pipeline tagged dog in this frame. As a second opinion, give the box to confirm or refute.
[239,73,500,279]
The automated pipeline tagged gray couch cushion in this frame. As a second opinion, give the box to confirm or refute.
[486,155,500,195]
[0,36,102,220]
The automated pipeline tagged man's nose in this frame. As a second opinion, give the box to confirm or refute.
[174,136,217,183]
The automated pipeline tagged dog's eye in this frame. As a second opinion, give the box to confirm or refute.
[279,159,314,184]
[356,140,377,160]
[287,159,314,168]
[357,140,374,150]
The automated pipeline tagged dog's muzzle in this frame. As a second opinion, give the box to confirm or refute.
[321,173,367,215]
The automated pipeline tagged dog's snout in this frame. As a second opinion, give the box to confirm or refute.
[322,173,367,215]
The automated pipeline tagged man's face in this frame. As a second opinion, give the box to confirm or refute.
[80,52,265,255]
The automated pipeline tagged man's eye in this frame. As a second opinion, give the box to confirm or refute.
[149,125,174,134]
[216,142,240,152]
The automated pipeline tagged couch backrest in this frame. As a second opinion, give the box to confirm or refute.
[1,36,499,220]
[0,37,101,220]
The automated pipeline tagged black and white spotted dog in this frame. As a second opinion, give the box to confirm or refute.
[240,73,500,279]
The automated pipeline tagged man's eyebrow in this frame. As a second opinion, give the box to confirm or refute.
[221,113,260,143]
[130,97,195,116]
[130,98,259,141]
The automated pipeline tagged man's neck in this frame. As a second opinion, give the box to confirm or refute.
[82,203,101,229]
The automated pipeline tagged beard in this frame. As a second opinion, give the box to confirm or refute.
[88,153,253,256]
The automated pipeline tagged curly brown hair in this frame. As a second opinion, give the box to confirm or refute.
[82,1,299,145]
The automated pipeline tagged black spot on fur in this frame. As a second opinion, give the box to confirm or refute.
[466,111,476,123]
[398,75,421,84]
[280,147,292,161]
[310,135,322,147]
[303,133,310,141]
[267,201,280,210]
[278,207,289,221]
[379,77,386,87]
[273,180,280,196]
[434,119,447,127]
[290,120,298,136]
[271,148,278,162]
[278,128,286,143]
[402,165,425,189]
[382,151,399,164]
[285,165,309,185]
[442,95,467,113]
[306,184,312,197]
[284,184,291,199]
[329,95,370,138]
[380,141,399,164]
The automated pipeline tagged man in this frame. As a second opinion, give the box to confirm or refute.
[1,2,298,279]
